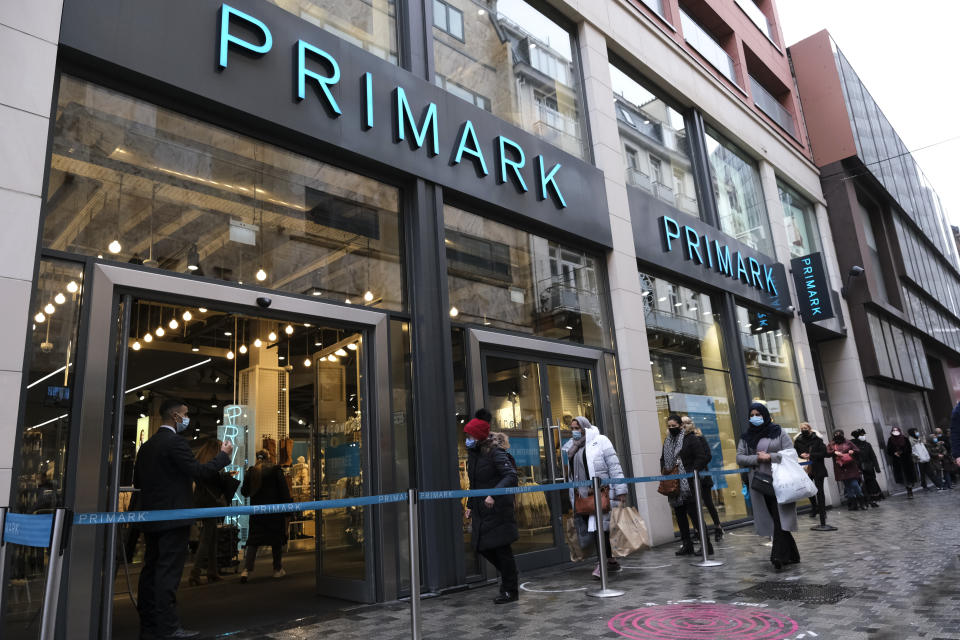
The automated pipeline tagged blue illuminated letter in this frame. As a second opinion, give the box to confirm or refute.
[763,265,778,295]
[395,87,439,156]
[662,216,681,252]
[714,240,731,276]
[297,41,341,116]
[684,227,703,264]
[735,252,750,284]
[748,257,763,289]
[497,137,528,192]
[452,120,489,176]
[218,4,272,70]
[363,72,374,129]
[704,235,714,269]
[536,156,566,207]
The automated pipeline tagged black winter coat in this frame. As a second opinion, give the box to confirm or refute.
[695,435,714,487]
[794,432,828,480]
[467,442,519,551]
[855,439,881,473]
[660,432,708,475]
[241,464,292,546]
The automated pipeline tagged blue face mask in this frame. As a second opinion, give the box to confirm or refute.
[465,436,477,449]
[175,415,190,433]
[749,416,764,427]
[571,430,582,441]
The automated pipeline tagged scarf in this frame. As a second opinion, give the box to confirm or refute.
[662,431,690,504]
[888,433,908,450]
[743,402,781,450]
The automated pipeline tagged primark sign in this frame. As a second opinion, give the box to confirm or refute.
[60,0,612,248]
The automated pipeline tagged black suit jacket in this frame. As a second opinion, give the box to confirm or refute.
[133,427,230,531]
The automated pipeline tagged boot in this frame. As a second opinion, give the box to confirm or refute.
[714,526,724,542]
[859,495,869,510]
[906,486,914,499]
[494,591,519,604]
[847,500,858,511]
[675,541,695,556]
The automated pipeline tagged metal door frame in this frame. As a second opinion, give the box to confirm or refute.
[62,262,392,637]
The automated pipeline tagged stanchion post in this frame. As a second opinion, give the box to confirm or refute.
[407,489,421,640]
[40,508,70,640]
[586,477,624,598]
[690,471,723,568]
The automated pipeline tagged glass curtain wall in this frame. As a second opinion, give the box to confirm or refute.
[444,204,611,347]
[268,0,398,64]
[45,76,404,311]
[609,63,701,218]
[641,272,749,522]
[705,127,774,256]
[736,304,805,435]
[431,0,588,159]
[777,181,822,258]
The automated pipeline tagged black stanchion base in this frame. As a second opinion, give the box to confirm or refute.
[810,524,838,531]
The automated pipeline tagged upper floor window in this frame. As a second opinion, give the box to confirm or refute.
[269,0,398,64]
[431,0,588,159]
[777,181,822,258]
[609,61,702,219]
[705,126,774,256]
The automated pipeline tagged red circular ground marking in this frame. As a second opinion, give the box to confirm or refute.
[608,604,799,640]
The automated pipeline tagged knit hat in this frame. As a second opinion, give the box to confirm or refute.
[464,418,490,441]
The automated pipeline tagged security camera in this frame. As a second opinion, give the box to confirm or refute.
[848,265,865,277]
[787,305,796,313]
[256,297,272,308]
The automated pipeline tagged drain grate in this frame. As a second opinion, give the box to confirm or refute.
[734,582,857,604]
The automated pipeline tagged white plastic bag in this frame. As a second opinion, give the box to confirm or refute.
[771,448,818,504]
[912,441,930,463]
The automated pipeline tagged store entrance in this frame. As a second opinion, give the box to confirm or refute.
[468,352,598,572]
[108,297,370,638]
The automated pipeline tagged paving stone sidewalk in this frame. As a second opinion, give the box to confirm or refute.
[231,488,960,640]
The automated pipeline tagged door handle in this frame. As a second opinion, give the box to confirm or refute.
[548,425,565,483]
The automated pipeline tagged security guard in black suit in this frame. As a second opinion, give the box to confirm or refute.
[134,398,233,639]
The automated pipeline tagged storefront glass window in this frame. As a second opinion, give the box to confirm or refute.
[44,76,404,311]
[268,0,398,64]
[777,181,822,258]
[609,63,701,218]
[643,272,750,523]
[705,127,774,256]
[444,204,611,347]
[736,304,805,433]
[432,0,588,159]
[3,258,84,633]
[389,318,413,590]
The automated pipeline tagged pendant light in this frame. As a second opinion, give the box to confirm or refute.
[268,328,278,342]
[66,281,79,294]
[44,303,55,315]
[347,342,357,351]
[238,319,248,354]
[285,324,294,335]
[54,293,66,305]
[182,310,192,322]
[34,312,45,323]
[131,303,142,351]
[109,176,123,254]
[143,185,159,268]
[254,337,262,348]
[169,312,179,330]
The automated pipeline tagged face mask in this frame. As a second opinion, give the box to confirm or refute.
[749,416,764,427]
[933,437,938,443]
[892,430,901,436]
[834,435,844,443]
[668,426,681,436]
[465,436,477,449]
[175,415,190,433]
[858,435,867,441]
[571,430,582,441]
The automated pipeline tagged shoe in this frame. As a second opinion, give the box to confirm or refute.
[592,563,602,579]
[162,629,200,639]
[695,541,715,556]
[771,559,783,571]
[187,576,202,587]
[607,560,622,573]
[907,487,914,499]
[715,527,725,541]
[859,496,869,510]
[869,502,880,508]
[847,502,858,511]
[808,510,818,518]
[675,542,695,556]
[239,569,248,583]
[494,591,519,604]
[273,568,286,578]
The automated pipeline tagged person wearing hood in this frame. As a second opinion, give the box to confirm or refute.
[660,414,712,557]
[736,402,799,571]
[851,429,882,506]
[908,427,942,491]
[885,426,916,498]
[564,416,628,578]
[794,423,831,525]
[463,409,520,604]
[827,429,867,511]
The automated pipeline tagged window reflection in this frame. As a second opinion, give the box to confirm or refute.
[432,0,588,159]
[777,182,821,258]
[44,76,404,311]
[705,127,773,256]
[445,204,610,347]
[268,0,398,64]
[610,64,700,218]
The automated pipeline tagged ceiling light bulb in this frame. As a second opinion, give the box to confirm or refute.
[335,348,348,357]
[254,338,262,348]
[285,324,294,335]
[239,344,248,354]
[44,303,55,314]
[191,345,200,352]
[226,350,235,360]
[268,331,277,341]
[449,306,459,317]
[132,341,141,351]
[169,318,179,329]
[347,343,357,351]
[66,281,79,293]
[328,354,338,362]
[304,358,311,367]
[155,326,165,337]
[54,293,66,305]
[199,307,207,313]
[255,268,267,281]
[108,239,122,254]
[344,298,351,304]
[182,310,192,321]
[363,290,374,302]
[143,333,153,343]
[34,312,45,323]
[187,264,199,272]
[224,331,232,336]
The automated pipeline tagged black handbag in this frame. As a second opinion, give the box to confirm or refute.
[751,472,775,497]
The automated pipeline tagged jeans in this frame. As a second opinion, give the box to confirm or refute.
[479,545,518,593]
[842,478,864,500]
[918,462,942,489]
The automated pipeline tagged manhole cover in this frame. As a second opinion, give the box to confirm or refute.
[734,582,857,604]
[609,604,799,640]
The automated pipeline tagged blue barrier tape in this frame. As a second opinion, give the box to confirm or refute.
[419,481,590,501]
[72,492,408,526]
[604,473,694,485]
[3,512,53,548]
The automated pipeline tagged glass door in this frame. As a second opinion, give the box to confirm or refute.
[479,353,598,568]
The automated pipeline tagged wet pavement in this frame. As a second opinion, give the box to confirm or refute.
[222,488,960,640]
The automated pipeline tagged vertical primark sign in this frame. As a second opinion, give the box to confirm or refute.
[790,252,835,323]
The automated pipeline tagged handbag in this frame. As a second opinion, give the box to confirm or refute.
[609,506,650,557]
[657,466,680,497]
[751,471,776,497]
[563,513,591,562]
[574,486,610,515]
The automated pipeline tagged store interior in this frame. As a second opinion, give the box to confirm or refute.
[110,299,365,638]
